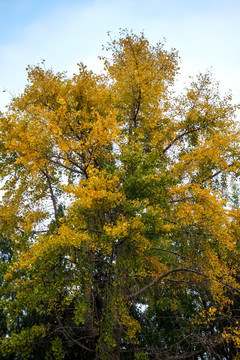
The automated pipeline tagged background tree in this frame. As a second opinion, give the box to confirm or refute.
[0,30,240,359]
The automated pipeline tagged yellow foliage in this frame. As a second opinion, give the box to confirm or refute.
[0,31,240,359]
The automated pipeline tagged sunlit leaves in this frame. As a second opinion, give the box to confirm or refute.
[0,31,240,359]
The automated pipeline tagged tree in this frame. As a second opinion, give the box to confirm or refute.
[0,30,240,359]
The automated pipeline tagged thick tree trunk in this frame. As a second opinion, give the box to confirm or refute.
[112,323,123,360]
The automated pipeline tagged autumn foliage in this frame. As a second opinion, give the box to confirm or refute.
[0,30,240,359]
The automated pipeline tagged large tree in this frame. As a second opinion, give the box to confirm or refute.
[0,30,240,359]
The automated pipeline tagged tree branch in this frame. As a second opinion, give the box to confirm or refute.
[163,127,200,154]
[41,170,58,220]
[129,267,206,299]
[49,158,83,175]
[151,247,189,261]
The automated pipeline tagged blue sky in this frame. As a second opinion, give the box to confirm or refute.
[0,0,240,111]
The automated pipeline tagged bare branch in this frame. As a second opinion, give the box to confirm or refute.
[50,158,83,175]
[41,169,58,220]
[151,247,189,261]
[129,267,206,299]
[163,127,200,154]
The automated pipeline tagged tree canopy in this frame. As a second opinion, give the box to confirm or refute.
[0,30,240,359]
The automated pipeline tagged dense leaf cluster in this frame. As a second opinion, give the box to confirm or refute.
[0,30,240,359]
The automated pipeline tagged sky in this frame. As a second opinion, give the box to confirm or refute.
[0,0,240,111]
